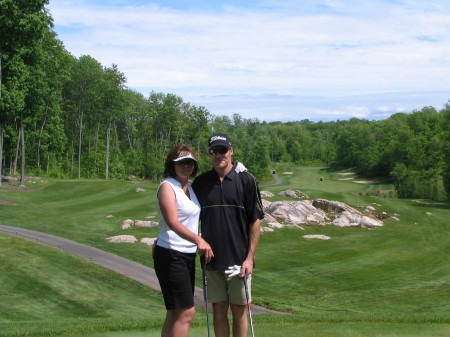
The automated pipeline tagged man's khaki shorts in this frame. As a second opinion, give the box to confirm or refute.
[206,270,251,305]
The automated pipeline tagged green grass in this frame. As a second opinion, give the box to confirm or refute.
[1,166,449,336]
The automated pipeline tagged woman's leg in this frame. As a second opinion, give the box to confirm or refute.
[162,306,196,337]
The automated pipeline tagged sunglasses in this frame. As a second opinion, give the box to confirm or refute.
[209,147,229,155]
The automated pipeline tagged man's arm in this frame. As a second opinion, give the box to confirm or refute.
[241,218,261,276]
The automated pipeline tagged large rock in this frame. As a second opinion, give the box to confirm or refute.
[261,199,272,210]
[135,220,159,228]
[107,235,137,243]
[141,238,157,246]
[260,191,275,197]
[303,234,330,240]
[313,199,384,228]
[312,198,354,213]
[121,219,159,229]
[264,198,383,229]
[121,219,134,230]
[278,190,309,199]
[267,200,328,225]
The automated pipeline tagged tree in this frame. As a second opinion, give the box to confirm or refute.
[63,55,104,178]
[0,0,53,186]
[441,102,450,198]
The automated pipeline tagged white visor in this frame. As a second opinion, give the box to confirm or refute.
[173,152,197,162]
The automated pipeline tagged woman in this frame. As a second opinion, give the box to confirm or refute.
[153,144,214,337]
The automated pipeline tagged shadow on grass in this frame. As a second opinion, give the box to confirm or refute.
[410,200,450,210]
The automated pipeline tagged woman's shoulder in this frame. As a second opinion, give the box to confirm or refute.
[160,177,178,186]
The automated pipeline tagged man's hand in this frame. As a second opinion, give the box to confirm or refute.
[241,259,254,277]
[235,161,248,173]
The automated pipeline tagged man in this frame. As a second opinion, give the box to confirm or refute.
[192,133,264,337]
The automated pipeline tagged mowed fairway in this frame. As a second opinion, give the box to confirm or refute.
[0,166,449,336]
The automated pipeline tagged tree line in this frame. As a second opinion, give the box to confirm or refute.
[1,0,449,200]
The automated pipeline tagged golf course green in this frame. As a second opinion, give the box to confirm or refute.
[0,164,449,336]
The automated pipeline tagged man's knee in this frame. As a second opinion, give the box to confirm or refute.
[230,303,246,319]
[212,301,229,318]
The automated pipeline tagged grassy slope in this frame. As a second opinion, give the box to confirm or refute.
[0,233,165,337]
[0,167,449,336]
[258,164,449,316]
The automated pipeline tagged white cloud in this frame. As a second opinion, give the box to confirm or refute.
[47,0,450,121]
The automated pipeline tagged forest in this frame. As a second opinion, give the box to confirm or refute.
[1,0,450,200]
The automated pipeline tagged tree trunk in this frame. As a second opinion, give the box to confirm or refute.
[105,121,110,180]
[0,50,2,186]
[46,152,50,175]
[37,113,47,173]
[0,123,3,188]
[78,110,84,179]
[70,139,74,178]
[94,121,100,175]
[13,125,20,175]
[19,116,25,187]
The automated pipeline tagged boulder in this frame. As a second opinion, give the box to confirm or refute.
[141,238,157,246]
[267,200,328,225]
[121,219,134,230]
[261,199,272,210]
[260,191,275,197]
[262,212,278,223]
[312,198,353,213]
[263,198,383,229]
[278,190,309,199]
[332,210,384,228]
[135,220,159,228]
[268,222,285,229]
[303,234,330,240]
[107,235,137,243]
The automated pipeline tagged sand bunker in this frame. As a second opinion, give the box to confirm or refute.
[337,172,356,175]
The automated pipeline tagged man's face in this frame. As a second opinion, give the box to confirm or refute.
[208,146,233,171]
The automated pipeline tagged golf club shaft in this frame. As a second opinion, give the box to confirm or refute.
[244,275,255,337]
[201,260,211,337]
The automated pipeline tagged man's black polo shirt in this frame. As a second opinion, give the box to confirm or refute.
[192,163,264,271]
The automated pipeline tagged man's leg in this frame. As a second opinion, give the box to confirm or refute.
[230,303,248,337]
[212,301,230,337]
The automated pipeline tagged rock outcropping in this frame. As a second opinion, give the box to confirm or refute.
[260,193,384,231]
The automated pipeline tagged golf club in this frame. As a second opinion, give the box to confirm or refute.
[201,258,211,337]
[243,275,255,337]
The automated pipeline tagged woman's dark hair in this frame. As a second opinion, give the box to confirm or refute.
[163,144,199,178]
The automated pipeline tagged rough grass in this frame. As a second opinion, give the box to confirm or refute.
[0,166,449,336]
[0,235,165,322]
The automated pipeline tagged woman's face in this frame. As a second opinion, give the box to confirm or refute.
[174,158,195,180]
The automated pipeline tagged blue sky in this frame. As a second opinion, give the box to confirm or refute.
[47,0,450,122]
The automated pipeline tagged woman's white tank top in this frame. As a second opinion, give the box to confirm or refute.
[156,177,200,253]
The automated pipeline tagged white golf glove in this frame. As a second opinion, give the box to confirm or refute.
[235,161,248,173]
[225,265,242,280]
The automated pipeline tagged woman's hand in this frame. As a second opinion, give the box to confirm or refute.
[196,237,214,263]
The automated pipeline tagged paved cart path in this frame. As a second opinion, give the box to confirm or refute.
[0,225,282,315]
[261,170,282,187]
